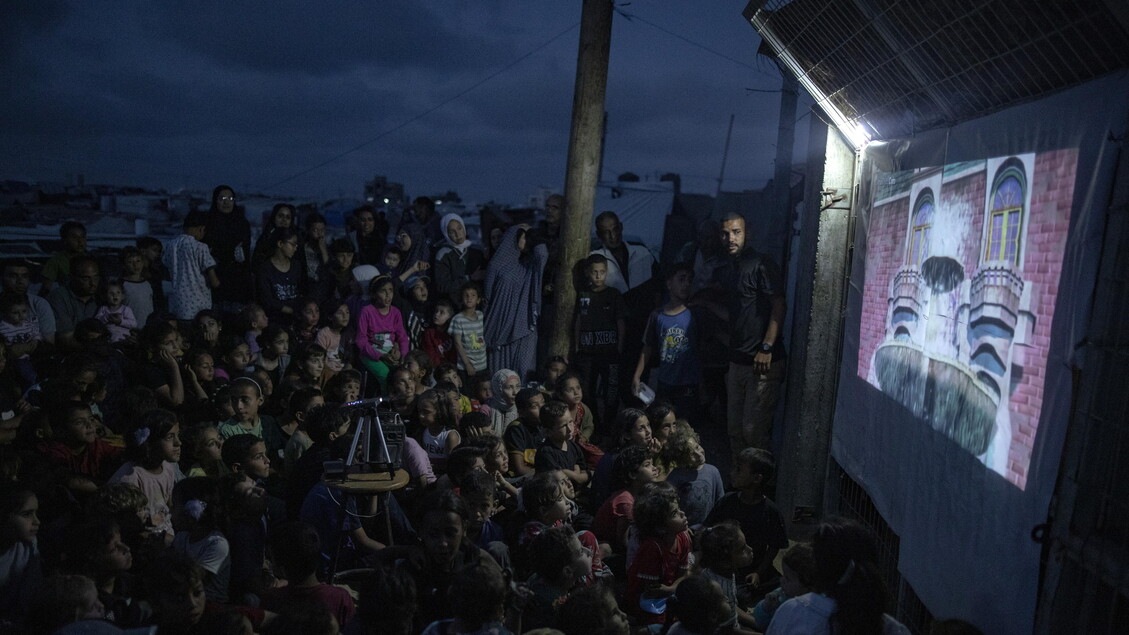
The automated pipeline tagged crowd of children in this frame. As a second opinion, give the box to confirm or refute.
[0,196,944,634]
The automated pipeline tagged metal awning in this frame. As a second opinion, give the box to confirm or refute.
[744,0,1129,146]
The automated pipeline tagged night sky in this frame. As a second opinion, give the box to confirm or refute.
[1,1,811,205]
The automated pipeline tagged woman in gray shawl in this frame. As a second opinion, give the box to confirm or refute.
[484,224,548,382]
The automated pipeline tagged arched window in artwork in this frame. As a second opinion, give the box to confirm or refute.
[985,161,1027,265]
[907,190,933,266]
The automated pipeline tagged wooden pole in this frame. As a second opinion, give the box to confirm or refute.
[548,0,614,360]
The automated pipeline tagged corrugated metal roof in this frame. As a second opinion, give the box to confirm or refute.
[744,0,1129,141]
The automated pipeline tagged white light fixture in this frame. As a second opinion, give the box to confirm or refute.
[749,13,874,150]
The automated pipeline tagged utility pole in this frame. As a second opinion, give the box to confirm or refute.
[549,0,614,360]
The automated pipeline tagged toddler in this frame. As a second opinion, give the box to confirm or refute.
[95,279,138,343]
[241,303,269,359]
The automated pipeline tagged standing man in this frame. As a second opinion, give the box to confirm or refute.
[589,211,656,295]
[39,221,88,296]
[717,212,787,458]
[46,255,101,350]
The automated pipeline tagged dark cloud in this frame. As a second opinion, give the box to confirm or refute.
[0,2,810,203]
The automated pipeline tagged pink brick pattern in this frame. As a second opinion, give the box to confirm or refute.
[856,150,1079,489]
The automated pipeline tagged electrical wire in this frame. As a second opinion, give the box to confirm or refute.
[614,7,780,79]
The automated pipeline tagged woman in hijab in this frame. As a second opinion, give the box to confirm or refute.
[484,225,548,383]
[203,185,253,318]
[432,213,486,302]
[393,225,432,284]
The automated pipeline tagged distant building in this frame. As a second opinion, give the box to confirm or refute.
[364,176,405,208]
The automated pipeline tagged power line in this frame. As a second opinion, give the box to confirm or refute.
[262,21,581,192]
[614,7,779,79]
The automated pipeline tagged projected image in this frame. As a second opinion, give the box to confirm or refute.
[857,151,1078,489]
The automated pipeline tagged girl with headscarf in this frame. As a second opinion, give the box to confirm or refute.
[484,225,548,383]
[432,213,486,301]
[485,368,521,437]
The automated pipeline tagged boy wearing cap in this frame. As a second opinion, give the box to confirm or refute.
[163,211,220,322]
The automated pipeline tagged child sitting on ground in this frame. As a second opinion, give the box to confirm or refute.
[261,521,355,629]
[170,476,230,603]
[556,583,630,635]
[504,387,545,478]
[699,521,763,633]
[533,400,589,491]
[521,524,594,632]
[592,445,659,553]
[664,574,738,635]
[703,447,788,589]
[662,423,725,529]
[751,541,816,631]
[626,489,693,627]
[95,279,138,343]
[415,388,461,473]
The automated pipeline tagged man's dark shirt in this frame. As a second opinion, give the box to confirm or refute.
[716,245,785,365]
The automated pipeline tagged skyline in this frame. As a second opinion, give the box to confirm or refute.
[1,2,812,205]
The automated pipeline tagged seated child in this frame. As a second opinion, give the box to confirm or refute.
[664,574,738,635]
[421,560,515,635]
[503,387,545,478]
[533,400,589,491]
[24,573,107,633]
[751,542,816,632]
[457,410,492,441]
[699,521,762,633]
[555,582,630,635]
[415,388,461,473]
[0,485,44,624]
[217,377,284,464]
[170,476,231,603]
[703,447,788,588]
[626,490,692,627]
[37,400,123,487]
[521,524,594,632]
[662,422,724,528]
[593,445,659,553]
[95,279,138,343]
[180,422,228,479]
[60,516,146,629]
[218,472,273,604]
[261,521,356,629]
